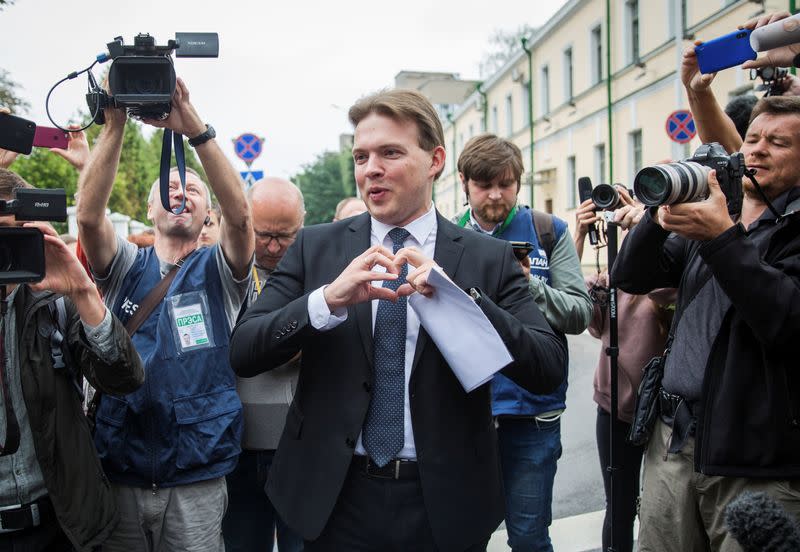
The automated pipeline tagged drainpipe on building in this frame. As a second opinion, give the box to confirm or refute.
[521,36,535,209]
[477,84,488,133]
[606,0,614,183]
[792,0,798,76]
[447,111,457,209]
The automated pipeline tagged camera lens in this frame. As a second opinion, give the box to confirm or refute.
[591,184,621,210]
[634,161,710,206]
[633,167,669,206]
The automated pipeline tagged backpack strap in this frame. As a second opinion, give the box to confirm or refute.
[48,297,84,399]
[532,209,556,258]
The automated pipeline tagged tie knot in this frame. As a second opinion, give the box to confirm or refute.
[388,228,410,250]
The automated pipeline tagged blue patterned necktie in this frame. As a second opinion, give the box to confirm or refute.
[363,227,411,467]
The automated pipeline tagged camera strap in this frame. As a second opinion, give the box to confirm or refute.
[159,128,188,215]
[0,288,21,457]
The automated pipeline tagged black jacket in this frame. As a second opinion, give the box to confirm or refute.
[230,212,566,550]
[611,191,800,478]
[13,286,144,550]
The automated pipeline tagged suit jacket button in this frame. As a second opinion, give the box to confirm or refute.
[273,332,281,340]
[345,437,355,448]
[362,381,371,392]
[290,321,298,329]
[410,392,416,399]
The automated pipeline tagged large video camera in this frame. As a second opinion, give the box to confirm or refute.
[633,142,745,216]
[0,188,67,285]
[86,32,218,123]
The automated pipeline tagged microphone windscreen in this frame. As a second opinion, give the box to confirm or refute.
[750,14,800,53]
[725,491,800,552]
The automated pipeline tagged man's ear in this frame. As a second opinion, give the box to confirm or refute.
[146,201,154,222]
[430,145,446,177]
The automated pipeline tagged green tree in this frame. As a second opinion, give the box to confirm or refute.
[479,25,536,78]
[0,69,30,113]
[294,151,352,225]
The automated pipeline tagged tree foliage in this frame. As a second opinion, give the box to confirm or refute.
[478,25,536,78]
[294,150,355,225]
[0,69,30,114]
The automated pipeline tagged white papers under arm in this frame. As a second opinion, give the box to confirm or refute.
[408,267,513,392]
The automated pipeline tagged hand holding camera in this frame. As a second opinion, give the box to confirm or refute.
[654,170,735,241]
[141,78,206,139]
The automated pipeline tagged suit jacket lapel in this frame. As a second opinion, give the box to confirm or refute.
[411,212,465,375]
[346,213,375,368]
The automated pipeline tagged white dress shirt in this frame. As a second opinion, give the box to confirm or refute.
[307,205,438,459]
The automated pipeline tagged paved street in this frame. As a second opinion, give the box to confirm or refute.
[489,331,615,552]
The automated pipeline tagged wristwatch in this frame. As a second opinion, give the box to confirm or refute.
[468,287,482,305]
[188,124,216,147]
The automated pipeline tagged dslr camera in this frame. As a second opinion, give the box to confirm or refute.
[0,188,67,285]
[591,183,632,211]
[633,142,745,216]
[751,66,789,97]
[87,32,218,123]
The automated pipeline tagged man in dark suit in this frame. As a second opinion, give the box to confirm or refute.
[229,89,566,551]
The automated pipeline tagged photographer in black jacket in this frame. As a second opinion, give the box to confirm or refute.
[0,169,144,551]
[612,95,800,551]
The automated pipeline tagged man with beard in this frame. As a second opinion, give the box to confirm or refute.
[76,78,254,551]
[223,177,305,552]
[455,134,591,552]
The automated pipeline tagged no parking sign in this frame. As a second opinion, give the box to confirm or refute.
[665,110,696,144]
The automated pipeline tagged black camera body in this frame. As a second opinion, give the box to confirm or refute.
[751,66,789,97]
[633,142,745,216]
[0,188,67,285]
[87,33,219,123]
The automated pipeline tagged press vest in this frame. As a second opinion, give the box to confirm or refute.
[464,206,570,417]
[94,245,242,488]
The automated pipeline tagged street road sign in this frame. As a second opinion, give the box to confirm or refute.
[665,110,696,144]
[240,170,264,189]
[233,133,264,163]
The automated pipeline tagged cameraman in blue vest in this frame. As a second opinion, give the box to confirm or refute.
[455,134,591,551]
[76,78,254,551]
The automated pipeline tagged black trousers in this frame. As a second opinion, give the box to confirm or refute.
[596,406,645,552]
[305,463,490,552]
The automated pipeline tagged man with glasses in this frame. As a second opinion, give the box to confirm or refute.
[222,177,305,551]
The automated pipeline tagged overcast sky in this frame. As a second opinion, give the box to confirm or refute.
[0,0,566,178]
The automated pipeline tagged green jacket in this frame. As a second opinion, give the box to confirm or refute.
[13,286,144,551]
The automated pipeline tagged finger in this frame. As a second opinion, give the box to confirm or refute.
[396,283,416,297]
[362,244,395,260]
[369,286,399,302]
[23,221,57,237]
[406,263,436,284]
[364,251,400,274]
[394,247,431,268]
[767,12,790,26]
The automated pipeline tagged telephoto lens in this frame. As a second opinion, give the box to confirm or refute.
[591,184,622,210]
[633,161,710,207]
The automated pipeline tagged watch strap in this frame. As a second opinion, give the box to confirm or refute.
[188,124,216,147]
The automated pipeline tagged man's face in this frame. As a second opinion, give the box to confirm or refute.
[251,199,303,270]
[197,210,220,247]
[353,113,444,227]
[741,113,800,199]
[147,173,209,241]
[462,166,519,227]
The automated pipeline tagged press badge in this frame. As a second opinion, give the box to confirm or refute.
[167,290,215,355]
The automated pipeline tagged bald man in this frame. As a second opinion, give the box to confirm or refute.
[333,196,367,221]
[222,177,305,552]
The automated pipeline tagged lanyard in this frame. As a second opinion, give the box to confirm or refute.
[458,204,518,236]
[252,266,262,296]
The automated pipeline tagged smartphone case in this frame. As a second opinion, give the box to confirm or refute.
[0,113,36,155]
[696,29,757,74]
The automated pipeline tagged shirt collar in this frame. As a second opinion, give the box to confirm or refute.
[371,203,437,247]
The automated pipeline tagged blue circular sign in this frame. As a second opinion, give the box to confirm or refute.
[234,133,264,162]
[665,110,696,144]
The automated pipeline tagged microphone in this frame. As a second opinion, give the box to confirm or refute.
[725,491,800,552]
[577,176,599,245]
[750,14,800,53]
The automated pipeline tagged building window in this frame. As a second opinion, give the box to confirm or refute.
[540,65,550,115]
[545,198,553,214]
[468,124,475,139]
[594,143,606,185]
[521,82,531,126]
[491,105,499,134]
[630,129,643,181]
[590,25,603,85]
[567,155,577,209]
[505,94,514,137]
[626,0,640,64]
[563,48,574,102]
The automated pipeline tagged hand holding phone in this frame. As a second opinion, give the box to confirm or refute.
[695,29,758,74]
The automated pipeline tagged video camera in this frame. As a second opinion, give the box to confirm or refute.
[633,142,745,216]
[0,188,67,285]
[750,66,789,97]
[86,33,218,123]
